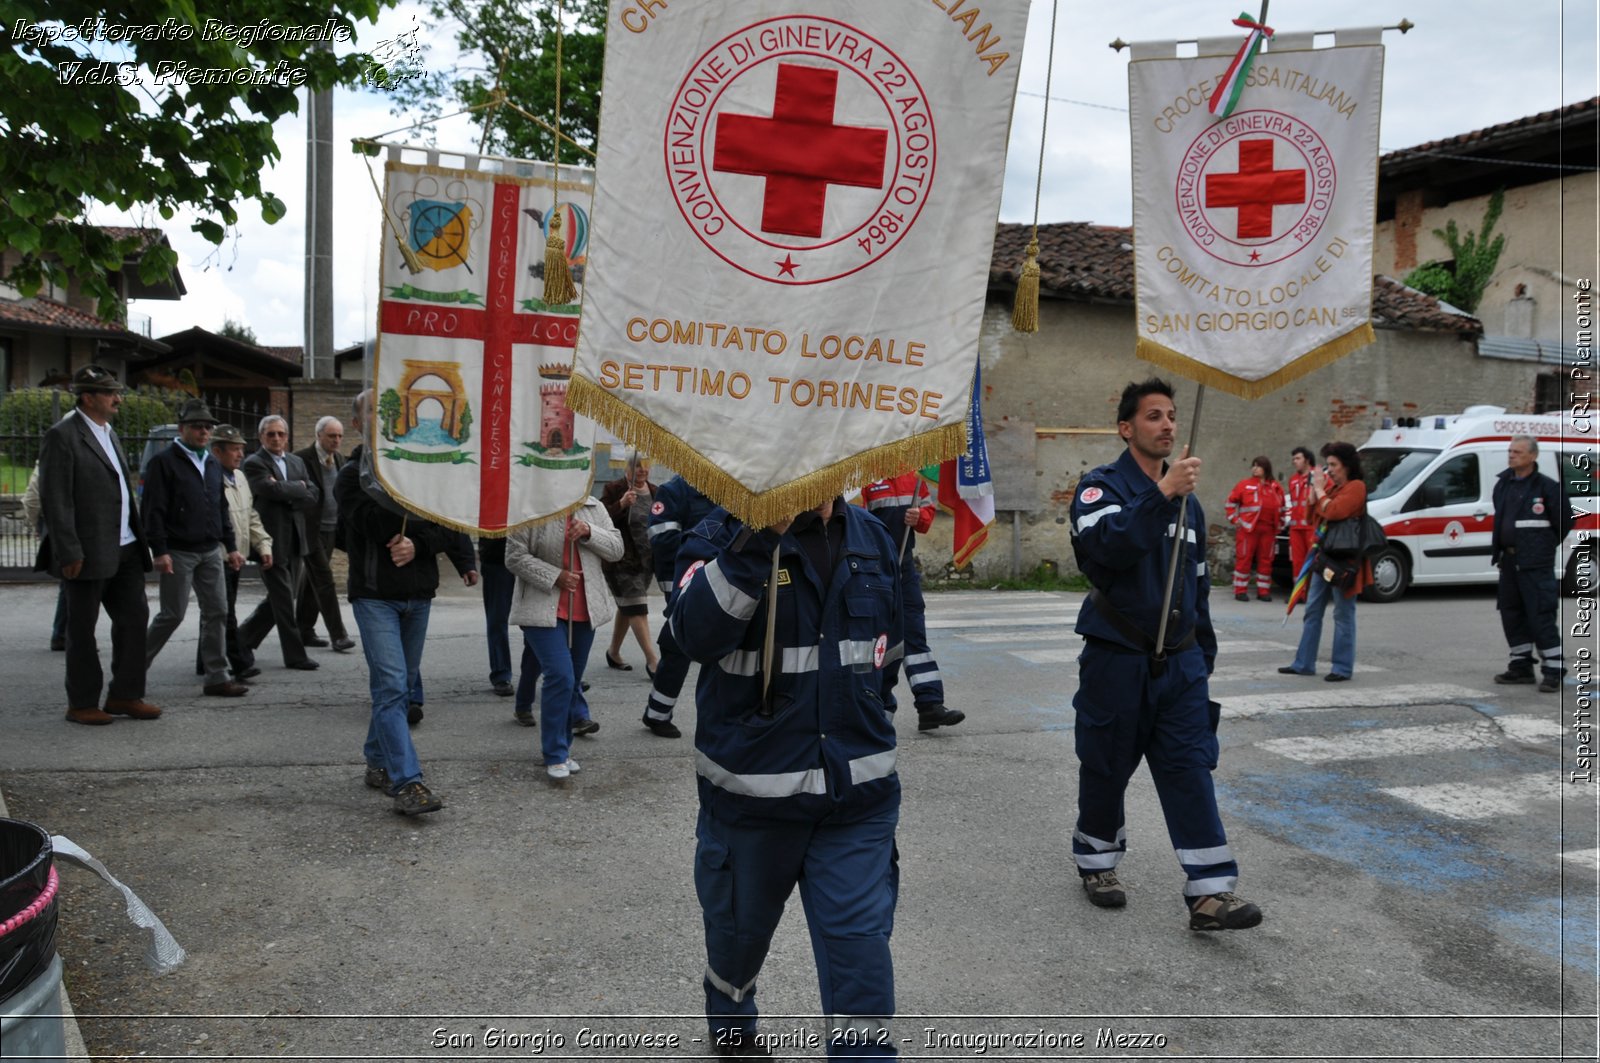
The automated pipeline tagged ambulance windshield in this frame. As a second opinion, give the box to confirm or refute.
[1361,448,1441,502]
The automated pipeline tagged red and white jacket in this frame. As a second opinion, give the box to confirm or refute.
[1224,476,1285,533]
[861,473,934,536]
[1285,471,1314,529]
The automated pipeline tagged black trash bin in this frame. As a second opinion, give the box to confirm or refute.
[0,818,65,1059]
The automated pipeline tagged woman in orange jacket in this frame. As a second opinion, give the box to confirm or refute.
[1280,442,1371,682]
[1224,456,1285,602]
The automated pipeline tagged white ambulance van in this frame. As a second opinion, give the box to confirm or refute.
[1346,406,1597,602]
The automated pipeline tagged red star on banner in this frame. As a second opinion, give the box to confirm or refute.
[775,254,799,278]
[1248,250,1262,262]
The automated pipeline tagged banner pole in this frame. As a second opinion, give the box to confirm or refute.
[1152,384,1206,663]
[761,542,782,711]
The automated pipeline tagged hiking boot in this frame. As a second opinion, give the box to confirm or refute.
[492,680,515,696]
[364,765,391,790]
[571,717,600,737]
[407,702,424,726]
[917,705,966,731]
[1081,870,1126,908]
[1539,675,1562,693]
[514,710,536,727]
[1494,670,1536,685]
[1256,593,1273,602]
[391,781,443,816]
[1188,891,1262,931]
[643,713,682,738]
[1234,592,1249,602]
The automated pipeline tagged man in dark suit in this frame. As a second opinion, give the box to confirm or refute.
[37,365,160,725]
[293,415,354,652]
[142,399,248,698]
[238,414,320,670]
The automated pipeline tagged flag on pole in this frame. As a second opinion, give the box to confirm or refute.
[1282,521,1325,618]
[924,362,994,569]
[372,154,598,533]
[567,0,1030,526]
[1127,27,1385,397]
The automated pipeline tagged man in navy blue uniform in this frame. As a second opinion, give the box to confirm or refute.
[1492,435,1572,693]
[640,475,717,738]
[1069,378,1260,932]
[670,495,903,1059]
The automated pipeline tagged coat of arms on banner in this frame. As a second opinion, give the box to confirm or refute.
[374,158,597,532]
[568,0,1029,525]
[1129,35,1384,398]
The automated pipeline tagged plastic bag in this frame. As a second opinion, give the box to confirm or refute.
[0,818,58,1005]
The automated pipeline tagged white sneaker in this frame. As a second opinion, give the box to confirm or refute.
[564,758,581,774]
[546,762,571,780]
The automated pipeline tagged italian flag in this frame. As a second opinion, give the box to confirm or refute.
[920,362,995,569]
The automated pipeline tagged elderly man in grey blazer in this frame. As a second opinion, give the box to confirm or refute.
[238,414,320,670]
[36,365,159,725]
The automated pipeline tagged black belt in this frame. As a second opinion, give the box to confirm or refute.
[1089,588,1196,677]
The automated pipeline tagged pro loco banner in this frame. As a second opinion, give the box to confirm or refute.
[373,155,597,533]
[568,0,1030,525]
[1129,30,1384,398]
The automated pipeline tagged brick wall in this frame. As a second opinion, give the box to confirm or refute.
[289,380,362,452]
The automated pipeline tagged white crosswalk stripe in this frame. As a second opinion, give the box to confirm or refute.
[1257,714,1564,763]
[1562,849,1600,871]
[1218,683,1488,719]
[927,615,1075,629]
[1379,773,1584,819]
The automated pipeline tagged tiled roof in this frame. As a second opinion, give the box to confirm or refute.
[95,226,167,251]
[0,294,145,336]
[1381,96,1597,166]
[989,222,1481,335]
[259,345,305,367]
[992,222,1134,302]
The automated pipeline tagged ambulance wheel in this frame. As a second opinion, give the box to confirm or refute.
[1362,545,1409,603]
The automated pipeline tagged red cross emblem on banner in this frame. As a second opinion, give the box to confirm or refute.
[379,181,579,531]
[1205,138,1307,240]
[713,63,889,239]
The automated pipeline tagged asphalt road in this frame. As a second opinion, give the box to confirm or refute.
[1,576,1595,1062]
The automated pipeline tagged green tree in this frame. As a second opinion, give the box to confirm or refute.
[387,0,605,166]
[455,399,473,444]
[1402,188,1507,314]
[378,387,402,440]
[1,0,399,321]
[219,318,260,345]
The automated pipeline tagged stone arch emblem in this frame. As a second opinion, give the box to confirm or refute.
[399,360,470,439]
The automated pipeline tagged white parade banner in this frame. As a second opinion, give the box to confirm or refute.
[1129,33,1384,398]
[569,0,1030,525]
[371,153,597,533]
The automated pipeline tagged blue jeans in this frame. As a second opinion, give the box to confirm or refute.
[481,557,515,684]
[1291,572,1356,677]
[521,621,594,766]
[353,597,431,793]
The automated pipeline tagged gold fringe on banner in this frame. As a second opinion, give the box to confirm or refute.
[367,469,597,539]
[1134,323,1376,400]
[1011,238,1040,333]
[567,375,968,529]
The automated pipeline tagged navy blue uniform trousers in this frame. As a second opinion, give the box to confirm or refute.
[1071,640,1237,898]
[694,802,900,1058]
[1497,563,1564,678]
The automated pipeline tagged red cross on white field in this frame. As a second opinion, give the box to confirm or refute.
[713,62,889,239]
[1205,138,1307,240]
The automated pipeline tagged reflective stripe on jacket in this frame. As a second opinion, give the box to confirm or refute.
[669,504,904,824]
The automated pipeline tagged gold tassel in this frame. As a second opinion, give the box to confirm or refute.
[1012,237,1040,333]
[543,210,577,305]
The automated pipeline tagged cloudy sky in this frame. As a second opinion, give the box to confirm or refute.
[95,0,1597,350]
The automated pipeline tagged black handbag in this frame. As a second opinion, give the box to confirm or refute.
[1322,513,1387,560]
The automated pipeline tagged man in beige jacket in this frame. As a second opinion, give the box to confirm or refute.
[205,424,274,681]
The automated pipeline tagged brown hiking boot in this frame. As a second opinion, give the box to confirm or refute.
[1188,891,1263,930]
[1081,870,1127,908]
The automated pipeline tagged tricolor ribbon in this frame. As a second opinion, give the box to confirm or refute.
[1207,12,1275,119]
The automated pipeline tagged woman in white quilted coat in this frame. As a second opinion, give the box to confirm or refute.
[506,495,624,778]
